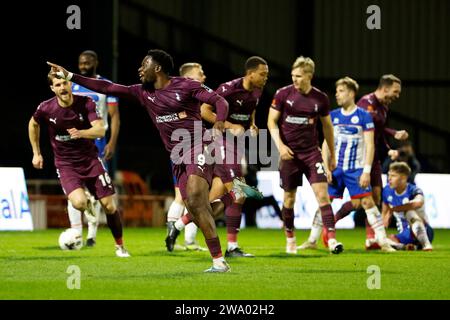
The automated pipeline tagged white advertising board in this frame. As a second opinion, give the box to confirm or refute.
[0,167,33,231]
[257,171,450,229]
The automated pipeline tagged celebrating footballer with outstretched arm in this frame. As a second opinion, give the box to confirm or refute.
[47,49,233,273]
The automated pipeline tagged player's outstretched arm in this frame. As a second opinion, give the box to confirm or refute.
[47,61,135,100]
[28,117,43,169]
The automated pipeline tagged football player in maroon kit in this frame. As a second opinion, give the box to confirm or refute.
[47,49,233,272]
[29,72,129,257]
[267,56,343,254]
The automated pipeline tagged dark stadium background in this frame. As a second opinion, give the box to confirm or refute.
[1,0,448,195]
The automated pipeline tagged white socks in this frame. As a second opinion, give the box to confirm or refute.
[287,236,296,243]
[365,206,388,245]
[87,220,99,240]
[409,217,431,248]
[67,201,82,234]
[184,221,198,244]
[86,198,102,240]
[167,201,185,222]
[213,256,226,266]
[308,209,323,243]
[227,242,238,251]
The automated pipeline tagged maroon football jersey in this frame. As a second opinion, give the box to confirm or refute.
[71,74,229,164]
[271,85,330,153]
[32,95,101,167]
[215,77,262,130]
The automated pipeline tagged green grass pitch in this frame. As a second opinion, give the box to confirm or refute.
[1,227,449,300]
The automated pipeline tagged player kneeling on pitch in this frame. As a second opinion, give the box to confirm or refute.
[28,72,130,258]
[381,162,433,251]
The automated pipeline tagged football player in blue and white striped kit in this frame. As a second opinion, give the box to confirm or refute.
[382,162,433,251]
[66,50,120,247]
[299,77,395,252]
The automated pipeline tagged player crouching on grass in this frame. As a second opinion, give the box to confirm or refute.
[381,162,433,251]
[28,72,129,257]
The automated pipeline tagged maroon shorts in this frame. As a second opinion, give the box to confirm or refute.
[370,160,383,188]
[57,157,115,200]
[173,162,214,200]
[213,137,243,183]
[279,148,327,191]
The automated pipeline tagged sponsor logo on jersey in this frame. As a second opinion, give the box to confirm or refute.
[155,112,187,123]
[333,117,339,124]
[49,117,57,124]
[235,99,243,106]
[286,116,309,125]
[230,114,250,121]
[286,100,294,107]
[55,134,73,142]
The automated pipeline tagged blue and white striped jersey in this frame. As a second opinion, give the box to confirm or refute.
[72,75,118,131]
[331,107,374,171]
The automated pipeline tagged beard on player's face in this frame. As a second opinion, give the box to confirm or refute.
[80,66,95,77]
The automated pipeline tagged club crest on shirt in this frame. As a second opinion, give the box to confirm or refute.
[402,197,409,204]
[351,116,359,124]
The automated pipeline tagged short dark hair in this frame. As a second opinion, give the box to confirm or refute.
[389,162,411,177]
[80,50,98,61]
[378,74,401,89]
[245,56,267,71]
[147,49,174,75]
